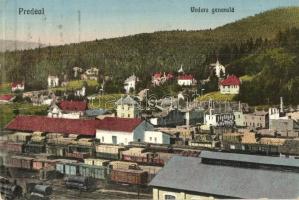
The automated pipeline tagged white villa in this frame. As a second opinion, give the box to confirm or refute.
[219,75,241,94]
[47,75,59,88]
[124,74,139,93]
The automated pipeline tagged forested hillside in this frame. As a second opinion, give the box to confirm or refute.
[0,7,299,105]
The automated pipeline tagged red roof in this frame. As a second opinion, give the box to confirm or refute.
[167,73,174,79]
[11,82,24,88]
[153,72,162,79]
[96,117,143,132]
[59,100,87,111]
[0,94,14,101]
[178,74,194,80]
[6,116,98,136]
[6,116,144,136]
[220,75,241,86]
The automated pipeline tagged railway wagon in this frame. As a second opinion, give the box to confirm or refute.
[32,159,57,170]
[55,160,78,175]
[151,152,174,166]
[83,158,110,167]
[24,143,46,154]
[222,142,280,155]
[109,161,140,170]
[5,156,34,169]
[46,144,66,157]
[0,141,24,153]
[79,164,108,180]
[95,145,125,160]
[65,152,92,160]
[121,148,154,165]
[110,169,148,185]
[7,132,32,143]
[63,163,79,176]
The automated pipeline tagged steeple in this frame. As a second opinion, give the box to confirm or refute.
[178,65,184,73]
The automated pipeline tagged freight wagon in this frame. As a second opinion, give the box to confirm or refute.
[109,161,140,170]
[5,156,34,169]
[0,141,24,153]
[56,162,79,176]
[122,148,174,166]
[110,169,148,185]
[222,142,280,155]
[121,148,154,165]
[32,159,57,170]
[65,152,92,160]
[24,143,46,154]
[83,158,110,167]
[79,164,108,180]
[56,161,109,180]
[95,145,125,160]
[46,144,66,157]
[68,144,94,155]
[7,132,32,143]
[151,152,174,166]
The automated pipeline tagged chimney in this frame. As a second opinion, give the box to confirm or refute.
[280,97,284,113]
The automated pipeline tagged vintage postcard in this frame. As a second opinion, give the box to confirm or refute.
[0,0,299,199]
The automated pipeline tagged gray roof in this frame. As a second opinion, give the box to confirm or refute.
[85,109,109,117]
[149,156,299,199]
[115,95,139,105]
[201,151,299,168]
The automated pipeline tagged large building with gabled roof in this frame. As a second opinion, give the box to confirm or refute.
[149,151,299,199]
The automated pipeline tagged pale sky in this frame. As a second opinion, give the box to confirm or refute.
[1,0,299,45]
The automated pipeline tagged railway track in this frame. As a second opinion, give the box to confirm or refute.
[50,180,151,199]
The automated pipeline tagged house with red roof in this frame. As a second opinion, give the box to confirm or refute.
[96,117,154,145]
[11,82,24,92]
[6,115,98,136]
[6,115,162,145]
[219,75,241,94]
[152,72,174,86]
[48,100,88,119]
[177,74,196,86]
[0,94,15,103]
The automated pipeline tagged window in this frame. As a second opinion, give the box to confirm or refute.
[102,137,104,143]
[164,195,176,200]
[154,137,157,143]
[128,114,130,118]
[149,137,152,141]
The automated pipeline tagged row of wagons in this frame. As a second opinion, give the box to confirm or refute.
[56,161,149,185]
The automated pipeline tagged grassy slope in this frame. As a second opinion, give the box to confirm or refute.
[51,80,98,92]
[88,94,122,109]
[197,91,236,102]
[0,103,48,130]
[0,83,11,95]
